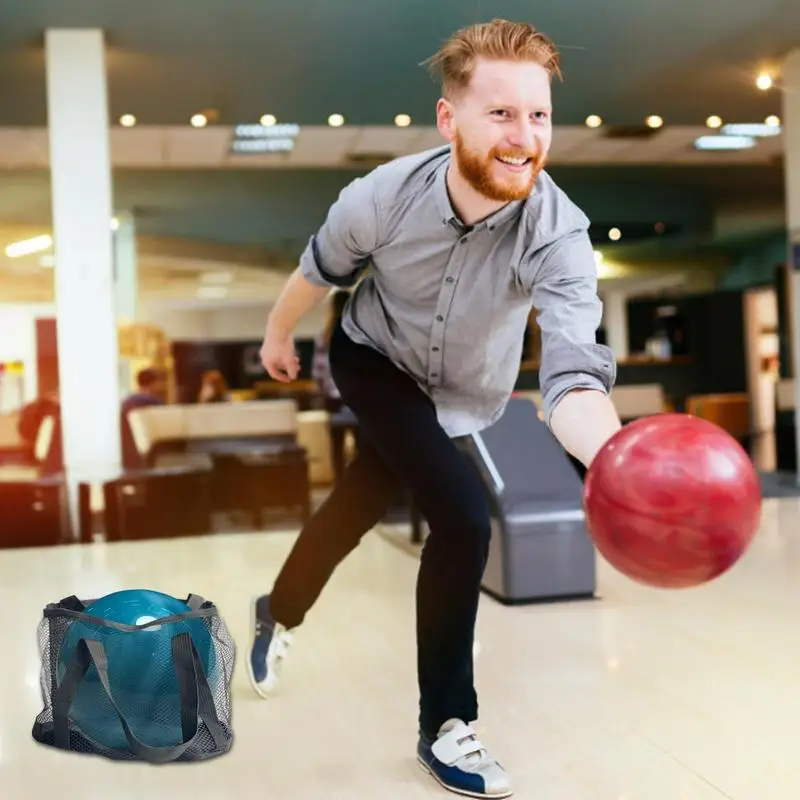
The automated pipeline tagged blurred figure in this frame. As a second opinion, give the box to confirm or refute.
[122,368,166,415]
[197,370,230,403]
[121,368,165,469]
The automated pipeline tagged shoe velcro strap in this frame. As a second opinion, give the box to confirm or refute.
[431,728,485,766]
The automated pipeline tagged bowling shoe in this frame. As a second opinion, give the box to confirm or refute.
[417,718,513,798]
[247,594,294,698]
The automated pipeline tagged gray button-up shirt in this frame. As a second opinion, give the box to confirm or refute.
[300,145,616,437]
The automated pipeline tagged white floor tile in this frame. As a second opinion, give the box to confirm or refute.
[1,498,798,798]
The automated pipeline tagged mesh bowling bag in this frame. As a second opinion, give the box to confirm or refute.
[31,591,235,763]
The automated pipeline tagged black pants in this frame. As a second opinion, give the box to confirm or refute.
[270,320,492,737]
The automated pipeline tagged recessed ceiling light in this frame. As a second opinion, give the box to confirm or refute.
[260,114,277,127]
[190,113,208,128]
[645,115,663,129]
[120,114,136,128]
[765,115,781,127]
[608,227,621,241]
[585,115,603,128]
[328,113,345,127]
[706,115,723,129]
[394,113,412,127]
[756,72,773,91]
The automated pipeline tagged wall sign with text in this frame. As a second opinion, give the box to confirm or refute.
[230,123,300,154]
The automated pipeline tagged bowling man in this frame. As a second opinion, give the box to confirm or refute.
[250,18,622,799]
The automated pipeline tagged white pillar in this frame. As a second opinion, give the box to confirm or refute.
[114,211,139,323]
[603,291,629,360]
[46,29,121,535]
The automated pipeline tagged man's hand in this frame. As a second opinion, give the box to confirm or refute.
[260,332,300,382]
[259,266,332,381]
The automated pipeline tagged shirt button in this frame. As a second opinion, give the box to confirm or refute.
[436,315,444,322]
[446,277,455,283]
[432,346,440,352]
[431,373,438,378]
[460,238,467,244]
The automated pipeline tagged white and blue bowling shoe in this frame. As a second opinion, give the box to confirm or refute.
[417,718,513,798]
[247,594,294,698]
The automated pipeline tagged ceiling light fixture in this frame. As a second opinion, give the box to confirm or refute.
[201,272,233,285]
[328,113,345,127]
[765,115,781,128]
[5,234,53,259]
[694,134,755,151]
[190,113,208,128]
[120,114,136,128]
[585,115,603,128]
[394,114,412,127]
[706,115,723,129]
[608,227,622,241]
[197,286,227,300]
[645,115,663,129]
[260,114,277,127]
[756,72,773,91]
[720,122,780,138]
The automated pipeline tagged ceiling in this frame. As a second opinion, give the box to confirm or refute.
[0,223,290,305]
[0,0,796,300]
[0,222,707,309]
[0,161,785,250]
[0,124,786,171]
[0,0,796,128]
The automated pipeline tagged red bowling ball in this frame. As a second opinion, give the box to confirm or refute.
[584,413,762,588]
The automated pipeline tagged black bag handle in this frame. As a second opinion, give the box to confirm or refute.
[52,631,227,763]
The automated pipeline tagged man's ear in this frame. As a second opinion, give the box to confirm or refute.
[435,98,456,142]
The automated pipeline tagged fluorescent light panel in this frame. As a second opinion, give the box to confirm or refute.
[693,135,755,151]
[721,123,781,137]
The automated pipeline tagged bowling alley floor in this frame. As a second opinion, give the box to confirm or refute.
[2,499,799,799]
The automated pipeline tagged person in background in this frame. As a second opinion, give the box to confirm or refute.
[120,368,166,469]
[17,389,59,465]
[197,370,230,403]
[312,290,359,482]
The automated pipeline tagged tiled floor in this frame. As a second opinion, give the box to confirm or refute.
[2,498,798,798]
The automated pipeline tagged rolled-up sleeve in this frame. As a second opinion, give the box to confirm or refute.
[299,175,380,288]
[530,229,616,426]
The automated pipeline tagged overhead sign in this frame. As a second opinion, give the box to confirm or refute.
[230,123,300,154]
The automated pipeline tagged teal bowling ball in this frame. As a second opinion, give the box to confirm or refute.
[57,589,217,750]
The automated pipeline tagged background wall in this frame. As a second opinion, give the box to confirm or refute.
[140,300,328,341]
[0,302,55,401]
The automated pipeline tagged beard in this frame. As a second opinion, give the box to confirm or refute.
[453,131,545,202]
